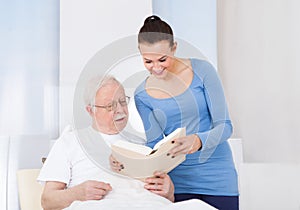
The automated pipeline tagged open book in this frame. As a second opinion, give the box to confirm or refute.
[111,127,186,179]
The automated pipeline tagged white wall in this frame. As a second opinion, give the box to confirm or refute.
[217,0,300,163]
[218,1,300,209]
[60,0,218,135]
[59,0,152,133]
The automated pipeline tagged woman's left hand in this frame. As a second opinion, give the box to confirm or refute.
[169,134,202,157]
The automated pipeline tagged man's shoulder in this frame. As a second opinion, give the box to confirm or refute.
[55,126,89,147]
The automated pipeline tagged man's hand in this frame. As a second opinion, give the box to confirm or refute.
[42,180,112,210]
[144,171,175,202]
[71,180,112,201]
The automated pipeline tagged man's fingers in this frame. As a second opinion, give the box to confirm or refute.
[88,180,112,191]
[153,171,167,178]
[145,177,163,185]
[144,182,161,191]
[96,182,112,191]
[93,194,104,200]
[87,187,110,200]
[80,181,112,201]
[144,173,168,191]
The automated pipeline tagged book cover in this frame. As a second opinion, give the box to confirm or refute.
[111,127,186,179]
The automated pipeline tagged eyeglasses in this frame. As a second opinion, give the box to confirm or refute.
[92,96,130,112]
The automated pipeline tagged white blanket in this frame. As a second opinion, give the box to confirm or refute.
[67,198,217,210]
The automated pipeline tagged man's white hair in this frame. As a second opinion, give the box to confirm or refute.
[83,74,120,106]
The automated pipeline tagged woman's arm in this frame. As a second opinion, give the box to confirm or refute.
[195,61,233,150]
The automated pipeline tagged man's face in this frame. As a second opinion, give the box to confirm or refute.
[89,80,129,134]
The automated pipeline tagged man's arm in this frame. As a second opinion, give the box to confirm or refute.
[41,180,112,210]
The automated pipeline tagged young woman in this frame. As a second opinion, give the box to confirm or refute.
[134,15,239,210]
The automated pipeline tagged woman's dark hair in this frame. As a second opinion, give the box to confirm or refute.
[138,15,174,47]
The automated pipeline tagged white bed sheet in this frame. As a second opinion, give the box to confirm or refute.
[67,198,217,210]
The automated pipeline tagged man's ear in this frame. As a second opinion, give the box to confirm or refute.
[86,105,94,116]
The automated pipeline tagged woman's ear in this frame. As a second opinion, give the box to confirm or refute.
[171,41,177,53]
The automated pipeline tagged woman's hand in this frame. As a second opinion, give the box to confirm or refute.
[144,171,175,202]
[169,134,202,157]
[109,155,124,172]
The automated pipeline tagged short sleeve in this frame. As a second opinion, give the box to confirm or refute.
[37,133,72,186]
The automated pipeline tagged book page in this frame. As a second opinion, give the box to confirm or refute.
[153,127,186,150]
[111,127,186,179]
[112,140,152,155]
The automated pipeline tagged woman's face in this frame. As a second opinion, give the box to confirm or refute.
[139,40,176,79]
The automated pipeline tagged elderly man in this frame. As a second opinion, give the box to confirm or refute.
[37,75,175,210]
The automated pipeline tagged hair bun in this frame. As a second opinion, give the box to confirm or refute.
[144,15,161,24]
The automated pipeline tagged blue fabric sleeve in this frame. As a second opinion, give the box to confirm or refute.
[194,61,233,151]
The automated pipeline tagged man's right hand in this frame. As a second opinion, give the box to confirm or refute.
[72,180,112,201]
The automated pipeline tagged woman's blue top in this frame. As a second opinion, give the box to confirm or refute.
[134,58,238,196]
